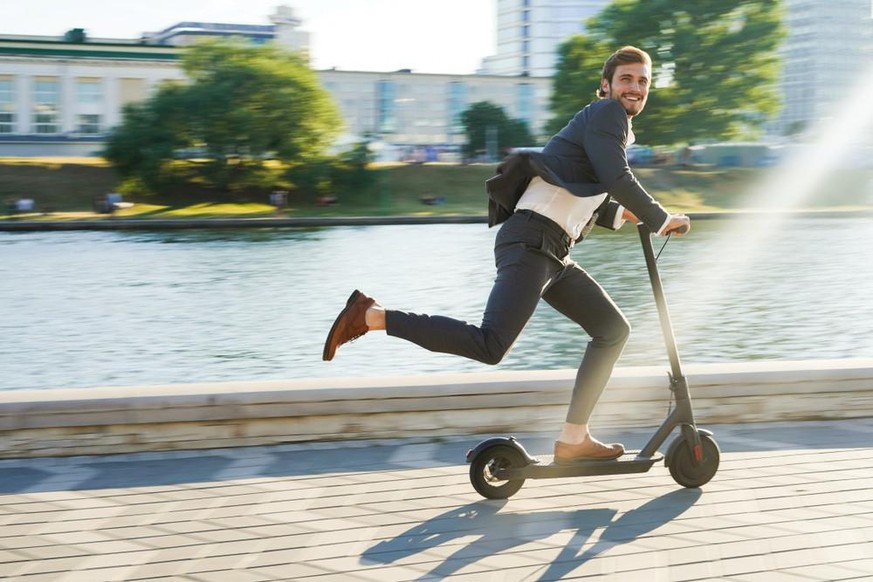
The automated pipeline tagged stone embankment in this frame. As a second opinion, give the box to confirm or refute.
[1,359,871,458]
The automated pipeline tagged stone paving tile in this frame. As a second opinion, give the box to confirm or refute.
[728,573,816,582]
[2,420,873,580]
[6,574,69,582]
[791,563,872,580]
[59,565,141,582]
[837,558,873,576]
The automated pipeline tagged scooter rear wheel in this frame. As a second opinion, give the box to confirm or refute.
[469,445,527,499]
[667,433,720,488]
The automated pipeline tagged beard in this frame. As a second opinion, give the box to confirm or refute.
[606,89,646,117]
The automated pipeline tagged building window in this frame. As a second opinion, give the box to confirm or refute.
[0,113,13,133]
[448,81,467,134]
[76,78,102,104]
[0,79,14,134]
[76,114,102,135]
[517,83,535,133]
[33,78,59,134]
[377,79,396,133]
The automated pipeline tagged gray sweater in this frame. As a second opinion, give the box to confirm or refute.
[487,98,669,235]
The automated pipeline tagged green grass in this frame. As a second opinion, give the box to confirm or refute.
[1,157,871,221]
[302,163,497,217]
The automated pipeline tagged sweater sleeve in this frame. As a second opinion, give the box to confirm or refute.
[594,198,623,230]
[583,100,670,232]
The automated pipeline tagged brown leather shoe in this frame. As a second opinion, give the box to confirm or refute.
[322,290,376,361]
[554,437,624,464]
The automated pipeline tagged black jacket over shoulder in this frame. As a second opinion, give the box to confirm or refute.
[487,99,669,235]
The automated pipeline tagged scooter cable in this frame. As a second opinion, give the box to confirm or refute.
[655,233,672,262]
[654,233,675,415]
[666,372,675,416]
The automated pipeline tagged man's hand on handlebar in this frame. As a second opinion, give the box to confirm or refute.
[664,214,691,236]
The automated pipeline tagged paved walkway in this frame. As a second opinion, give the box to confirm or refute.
[1,419,872,581]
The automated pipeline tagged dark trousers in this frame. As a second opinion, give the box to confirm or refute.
[385,210,630,425]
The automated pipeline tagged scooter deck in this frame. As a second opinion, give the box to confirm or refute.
[500,451,663,480]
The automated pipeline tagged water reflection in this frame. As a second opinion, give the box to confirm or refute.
[116,228,328,245]
[1,217,872,390]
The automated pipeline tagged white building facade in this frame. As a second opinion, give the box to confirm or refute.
[2,2,866,158]
[0,38,551,158]
[0,6,551,158]
[320,69,550,159]
[775,0,873,137]
[0,40,184,156]
[481,0,611,77]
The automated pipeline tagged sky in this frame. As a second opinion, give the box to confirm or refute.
[3,0,497,75]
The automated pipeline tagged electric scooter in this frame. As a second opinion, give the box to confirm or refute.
[466,223,720,499]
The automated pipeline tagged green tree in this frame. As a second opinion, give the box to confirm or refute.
[546,35,610,136]
[549,0,785,145]
[460,101,535,160]
[63,28,87,43]
[103,39,342,194]
[286,139,377,198]
[102,84,191,193]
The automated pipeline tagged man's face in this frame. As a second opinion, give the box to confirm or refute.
[601,62,650,117]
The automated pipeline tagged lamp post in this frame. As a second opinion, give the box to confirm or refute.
[486,125,498,162]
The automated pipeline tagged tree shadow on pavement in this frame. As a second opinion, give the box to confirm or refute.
[361,488,701,581]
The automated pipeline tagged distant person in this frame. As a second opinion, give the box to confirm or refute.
[16,198,35,213]
[322,46,690,463]
[106,192,123,213]
[270,187,288,214]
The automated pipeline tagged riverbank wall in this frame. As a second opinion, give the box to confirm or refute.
[0,215,488,231]
[1,359,871,458]
[3,208,872,232]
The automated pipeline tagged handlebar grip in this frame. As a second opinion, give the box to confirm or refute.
[666,223,689,235]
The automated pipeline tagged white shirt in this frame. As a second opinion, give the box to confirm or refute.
[514,121,676,240]
[515,177,625,241]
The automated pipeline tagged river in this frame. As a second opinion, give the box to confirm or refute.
[2,215,872,390]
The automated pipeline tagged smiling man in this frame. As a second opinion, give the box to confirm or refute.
[601,48,649,115]
[323,46,690,464]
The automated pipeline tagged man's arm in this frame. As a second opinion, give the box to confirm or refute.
[583,100,671,233]
[594,199,626,230]
[623,207,691,236]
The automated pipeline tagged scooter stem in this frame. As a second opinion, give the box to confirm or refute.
[637,224,700,460]
[637,224,684,381]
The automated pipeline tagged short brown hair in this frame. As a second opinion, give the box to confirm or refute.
[597,46,652,98]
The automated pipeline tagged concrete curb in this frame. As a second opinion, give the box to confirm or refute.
[0,215,488,231]
[2,208,869,231]
[1,358,872,458]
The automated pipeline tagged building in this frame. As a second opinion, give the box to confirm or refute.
[3,2,865,159]
[775,0,873,137]
[484,0,873,143]
[0,38,184,156]
[0,6,550,158]
[481,0,611,77]
[142,5,310,59]
[320,69,549,161]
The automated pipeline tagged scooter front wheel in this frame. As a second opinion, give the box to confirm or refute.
[469,445,527,499]
[667,433,720,488]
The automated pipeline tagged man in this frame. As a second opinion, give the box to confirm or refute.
[323,46,690,463]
